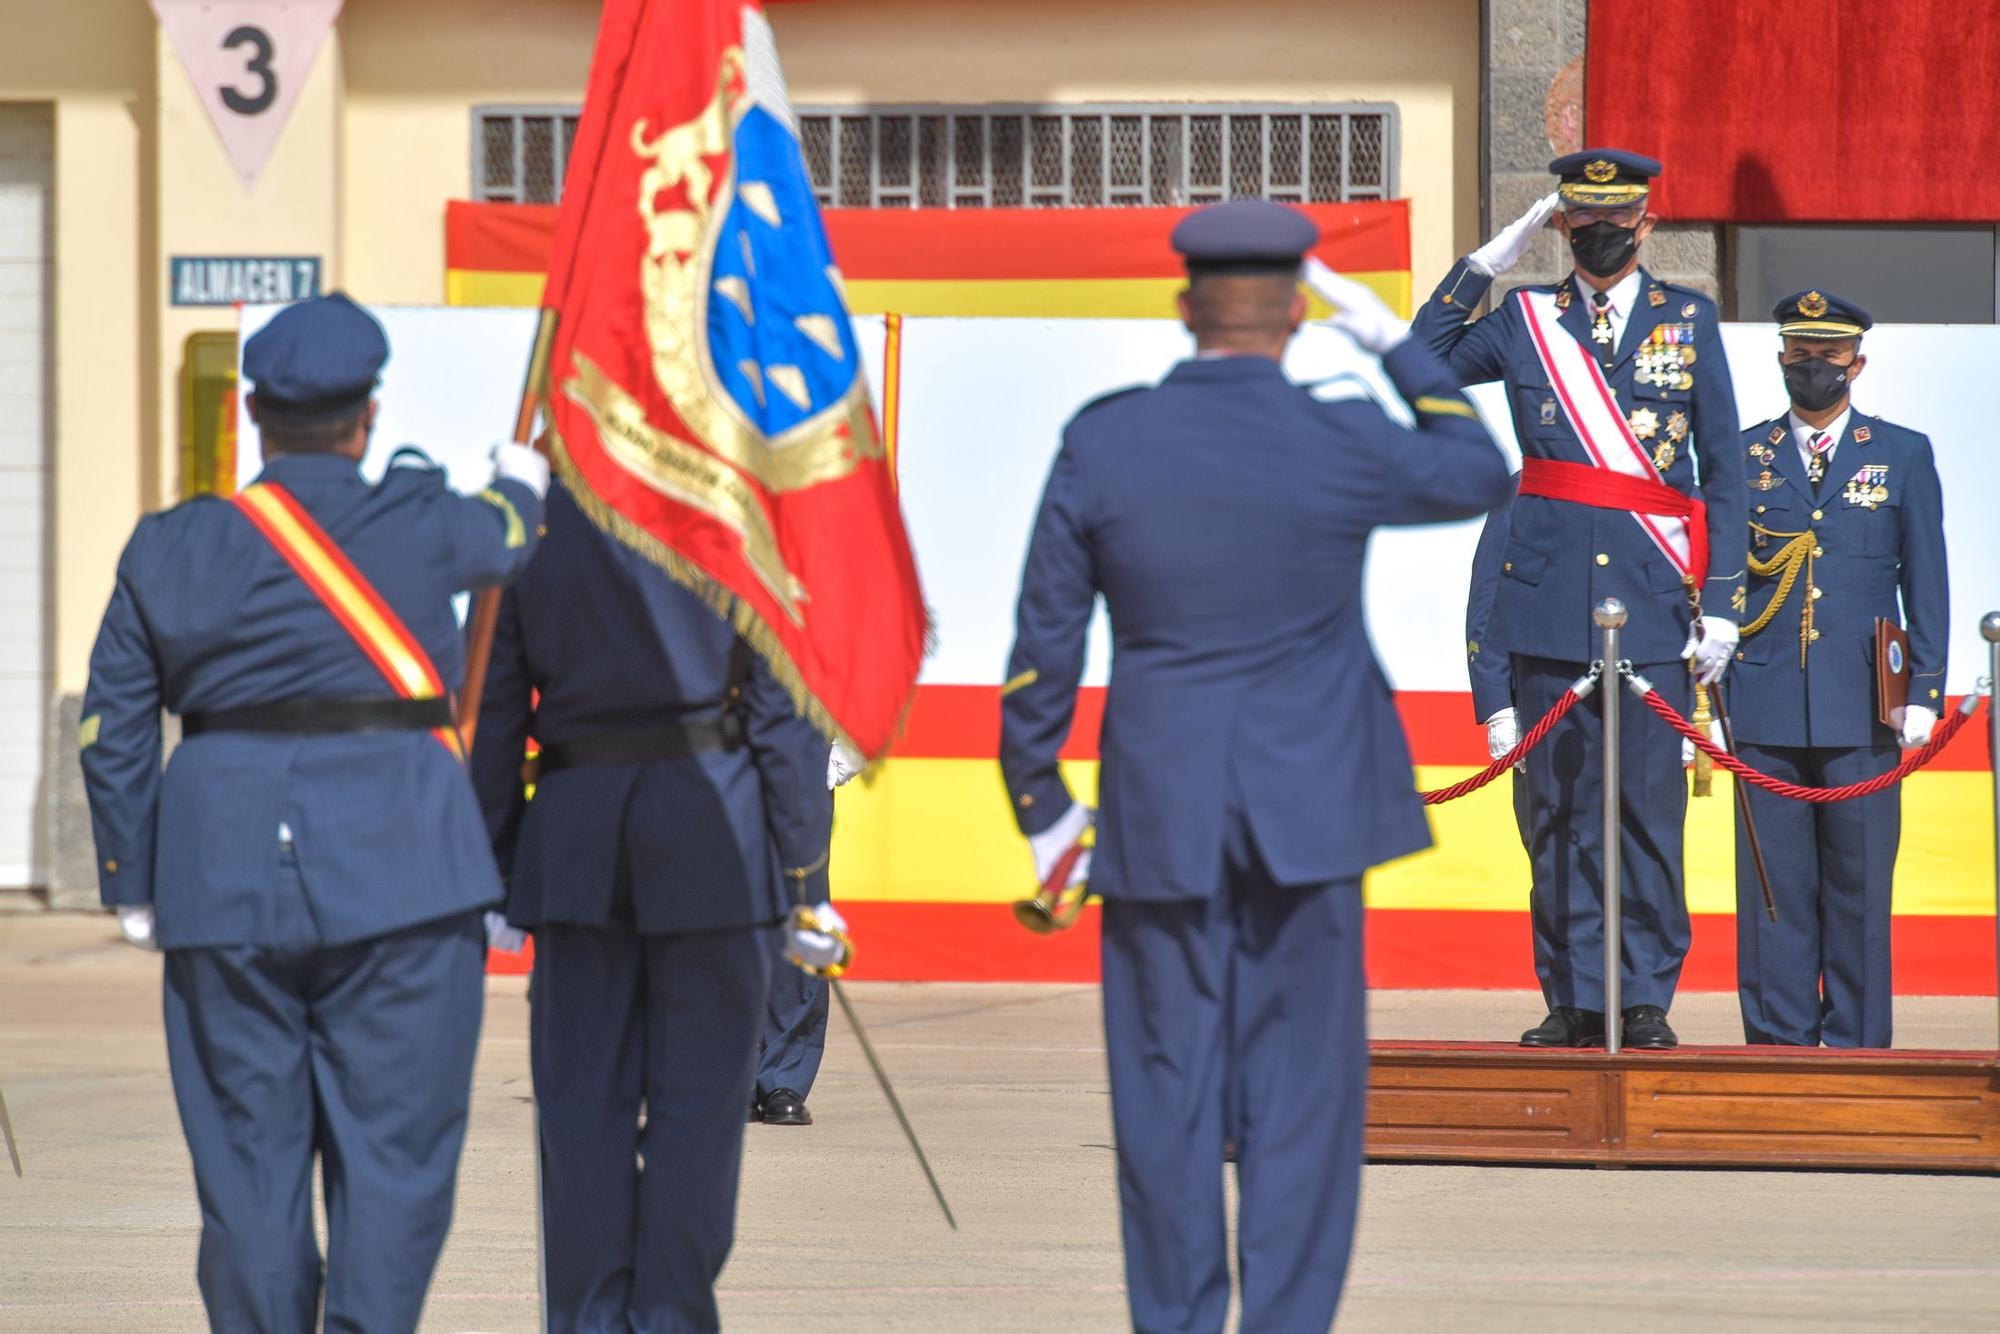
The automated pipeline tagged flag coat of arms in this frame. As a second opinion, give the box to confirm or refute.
[543,0,925,759]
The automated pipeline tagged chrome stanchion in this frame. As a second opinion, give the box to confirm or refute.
[1596,598,1627,1055]
[1982,612,2000,1054]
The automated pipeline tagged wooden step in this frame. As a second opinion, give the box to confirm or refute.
[1366,1042,2000,1173]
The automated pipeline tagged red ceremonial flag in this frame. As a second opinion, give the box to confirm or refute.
[541,0,926,759]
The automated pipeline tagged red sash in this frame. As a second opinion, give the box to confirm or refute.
[233,482,463,757]
[1517,457,1709,590]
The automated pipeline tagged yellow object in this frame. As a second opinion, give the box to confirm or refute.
[789,903,854,979]
[1690,683,1714,797]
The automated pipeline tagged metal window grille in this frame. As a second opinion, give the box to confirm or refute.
[472,107,583,204]
[797,105,1396,209]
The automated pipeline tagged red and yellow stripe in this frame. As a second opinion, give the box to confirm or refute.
[234,483,463,757]
[443,199,1414,318]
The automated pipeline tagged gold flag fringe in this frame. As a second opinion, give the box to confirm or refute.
[548,427,914,771]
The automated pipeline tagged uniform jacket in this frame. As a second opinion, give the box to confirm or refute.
[470,482,831,935]
[80,452,544,949]
[1414,261,1745,665]
[1000,341,1512,901]
[1466,476,1519,723]
[1729,412,1947,748]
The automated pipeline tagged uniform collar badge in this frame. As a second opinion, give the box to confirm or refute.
[1853,424,1872,443]
[1648,288,1666,307]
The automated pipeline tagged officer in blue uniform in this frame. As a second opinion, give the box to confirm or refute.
[1729,291,1948,1048]
[1416,150,1747,1049]
[1001,200,1509,1333]
[79,294,547,1332]
[754,871,831,1126]
[471,480,836,1333]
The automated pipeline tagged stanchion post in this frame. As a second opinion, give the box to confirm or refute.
[1595,598,1628,1055]
[1982,611,2000,1053]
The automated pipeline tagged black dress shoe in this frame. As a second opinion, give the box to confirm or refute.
[1519,1007,1606,1048]
[1621,1006,1679,1050]
[760,1088,813,1126]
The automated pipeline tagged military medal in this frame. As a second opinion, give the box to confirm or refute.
[1651,441,1676,472]
[1591,305,1614,345]
[1682,302,1698,317]
[1540,398,1557,426]
[1627,407,1659,440]
[1666,410,1689,443]
[1842,464,1890,508]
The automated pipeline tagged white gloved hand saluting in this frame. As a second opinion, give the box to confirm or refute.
[117,904,157,951]
[1302,258,1408,355]
[827,742,863,790]
[786,900,850,974]
[1681,616,1740,686]
[492,440,551,499]
[1467,192,1562,278]
[1891,704,1937,750]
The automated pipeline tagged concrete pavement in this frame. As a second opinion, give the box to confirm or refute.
[2,912,1996,1332]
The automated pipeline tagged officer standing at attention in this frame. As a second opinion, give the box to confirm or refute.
[1730,292,1947,1048]
[1414,150,1747,1050]
[471,479,838,1333]
[79,294,548,1331]
[1000,199,1509,1333]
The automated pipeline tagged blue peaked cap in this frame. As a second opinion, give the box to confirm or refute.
[242,293,389,417]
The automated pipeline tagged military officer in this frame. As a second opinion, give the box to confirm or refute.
[1729,291,1947,1048]
[1415,149,1747,1050]
[470,479,837,1333]
[1001,199,1510,1333]
[79,294,547,1331]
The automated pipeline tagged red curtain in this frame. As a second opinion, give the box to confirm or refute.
[1586,0,2000,223]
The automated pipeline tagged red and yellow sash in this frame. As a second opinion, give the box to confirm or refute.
[233,482,463,757]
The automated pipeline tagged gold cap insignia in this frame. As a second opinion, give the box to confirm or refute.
[1798,291,1829,318]
[1584,159,1618,183]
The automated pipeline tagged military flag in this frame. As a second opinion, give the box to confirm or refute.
[540,0,925,759]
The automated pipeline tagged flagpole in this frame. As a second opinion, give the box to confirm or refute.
[456,308,557,749]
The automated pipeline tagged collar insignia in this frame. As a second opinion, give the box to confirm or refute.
[1768,424,1786,445]
[1853,425,1872,443]
[1648,289,1667,307]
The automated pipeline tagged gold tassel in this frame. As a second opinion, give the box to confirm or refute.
[1690,682,1714,797]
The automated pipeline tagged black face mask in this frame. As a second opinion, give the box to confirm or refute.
[1782,358,1852,412]
[1568,221,1640,278]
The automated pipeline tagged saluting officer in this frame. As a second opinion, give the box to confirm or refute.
[470,480,838,1333]
[1730,291,1948,1048]
[1416,150,1747,1050]
[1000,200,1510,1333]
[79,294,548,1331]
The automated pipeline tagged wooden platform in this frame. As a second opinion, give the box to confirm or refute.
[1365,1042,2000,1173]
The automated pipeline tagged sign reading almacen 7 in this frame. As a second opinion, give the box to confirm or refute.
[171,256,322,307]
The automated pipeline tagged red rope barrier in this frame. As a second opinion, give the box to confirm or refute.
[1422,680,1592,805]
[1635,684,1982,803]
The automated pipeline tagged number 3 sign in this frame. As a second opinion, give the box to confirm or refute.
[151,1,345,191]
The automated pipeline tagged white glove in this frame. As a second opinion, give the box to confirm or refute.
[1681,616,1740,687]
[484,910,527,953]
[1302,258,1408,355]
[1483,708,1520,762]
[786,901,850,973]
[492,441,551,499]
[1027,802,1093,884]
[1892,704,1937,750]
[827,742,863,789]
[1467,192,1561,278]
[116,905,156,951]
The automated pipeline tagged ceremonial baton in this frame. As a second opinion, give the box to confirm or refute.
[830,979,958,1231]
[1708,684,1778,923]
[0,1076,21,1177]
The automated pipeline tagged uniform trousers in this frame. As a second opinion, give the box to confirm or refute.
[756,956,827,1101]
[162,869,485,1334]
[531,918,773,1334]
[1099,829,1367,1334]
[1734,741,1900,1048]
[1514,654,1693,1012]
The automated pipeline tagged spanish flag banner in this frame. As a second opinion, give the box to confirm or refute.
[446,198,1414,319]
[539,0,925,760]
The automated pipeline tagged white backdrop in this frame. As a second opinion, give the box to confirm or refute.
[238,308,2000,695]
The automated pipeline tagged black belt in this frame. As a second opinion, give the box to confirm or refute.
[536,713,745,774]
[182,696,454,737]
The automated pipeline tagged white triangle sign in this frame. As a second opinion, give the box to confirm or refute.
[152,1,345,191]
